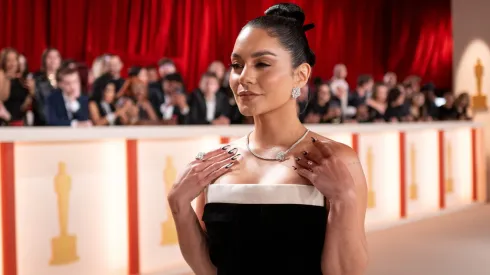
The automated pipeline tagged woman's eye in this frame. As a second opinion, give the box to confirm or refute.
[230,63,243,70]
[256,62,270,68]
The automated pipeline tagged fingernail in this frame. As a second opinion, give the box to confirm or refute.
[225,163,234,169]
[222,145,231,150]
[292,166,297,170]
[294,157,301,161]
[311,137,317,142]
[302,151,308,155]
[231,154,241,160]
[228,148,238,154]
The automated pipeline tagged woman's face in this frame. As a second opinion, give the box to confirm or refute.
[137,68,149,84]
[45,50,61,72]
[208,61,226,81]
[375,85,388,102]
[5,51,19,73]
[317,84,331,102]
[413,93,425,106]
[133,83,147,100]
[104,83,116,103]
[229,26,309,116]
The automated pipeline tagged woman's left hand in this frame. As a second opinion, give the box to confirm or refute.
[293,137,356,201]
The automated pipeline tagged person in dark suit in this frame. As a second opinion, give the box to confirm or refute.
[187,72,231,125]
[148,73,189,125]
[45,66,91,127]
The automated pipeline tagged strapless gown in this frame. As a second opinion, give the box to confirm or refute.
[202,183,328,275]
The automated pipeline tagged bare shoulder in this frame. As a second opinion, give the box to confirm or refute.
[309,132,360,165]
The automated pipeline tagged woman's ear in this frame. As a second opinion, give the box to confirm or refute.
[294,63,311,88]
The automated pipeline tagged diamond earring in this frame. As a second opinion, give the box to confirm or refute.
[292,87,300,99]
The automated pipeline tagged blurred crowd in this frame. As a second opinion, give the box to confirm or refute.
[0,48,472,127]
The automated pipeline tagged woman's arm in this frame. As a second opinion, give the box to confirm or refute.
[322,149,368,275]
[171,192,216,275]
[0,70,11,102]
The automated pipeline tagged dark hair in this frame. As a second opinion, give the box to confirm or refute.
[164,72,184,83]
[202,71,219,81]
[128,66,143,77]
[158,58,175,67]
[40,48,61,72]
[371,82,386,101]
[387,88,402,105]
[56,66,79,82]
[357,74,373,87]
[246,3,316,68]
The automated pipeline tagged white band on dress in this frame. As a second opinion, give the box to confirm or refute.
[206,183,324,206]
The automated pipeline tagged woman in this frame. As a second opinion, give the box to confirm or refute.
[384,87,407,122]
[454,92,472,120]
[366,82,388,122]
[117,78,158,125]
[0,48,34,126]
[409,92,428,121]
[167,3,368,275]
[88,81,130,126]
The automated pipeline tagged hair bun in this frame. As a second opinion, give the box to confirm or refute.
[265,3,306,25]
[303,23,315,32]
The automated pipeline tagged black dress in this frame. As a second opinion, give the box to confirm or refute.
[202,183,328,275]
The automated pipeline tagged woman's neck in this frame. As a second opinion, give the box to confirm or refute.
[46,69,57,76]
[317,98,328,107]
[5,70,16,78]
[251,101,306,150]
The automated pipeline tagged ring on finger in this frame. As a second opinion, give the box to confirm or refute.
[195,151,206,160]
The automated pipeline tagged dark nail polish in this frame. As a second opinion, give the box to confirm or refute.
[292,166,297,170]
[228,148,238,154]
[302,151,308,155]
[231,154,241,160]
[295,157,301,161]
[222,145,231,150]
[311,137,317,142]
[225,163,234,169]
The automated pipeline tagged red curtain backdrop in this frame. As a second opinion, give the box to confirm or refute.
[0,0,452,90]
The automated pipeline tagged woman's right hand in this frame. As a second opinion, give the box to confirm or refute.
[167,145,240,213]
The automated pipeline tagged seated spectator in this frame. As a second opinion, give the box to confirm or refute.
[366,82,388,122]
[89,81,131,126]
[117,78,158,125]
[409,92,429,121]
[158,58,177,80]
[33,48,62,126]
[438,92,459,121]
[303,82,341,123]
[455,92,472,120]
[45,67,91,127]
[128,66,149,84]
[187,72,231,125]
[148,72,189,124]
[356,104,370,123]
[348,74,374,113]
[421,83,439,119]
[92,55,125,98]
[0,48,35,126]
[146,66,159,83]
[385,87,407,122]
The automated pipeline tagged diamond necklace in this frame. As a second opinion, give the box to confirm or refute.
[246,128,310,162]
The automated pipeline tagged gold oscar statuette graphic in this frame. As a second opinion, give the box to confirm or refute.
[472,58,488,111]
[409,143,418,200]
[366,146,376,208]
[445,142,454,193]
[161,156,179,245]
[50,162,79,265]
